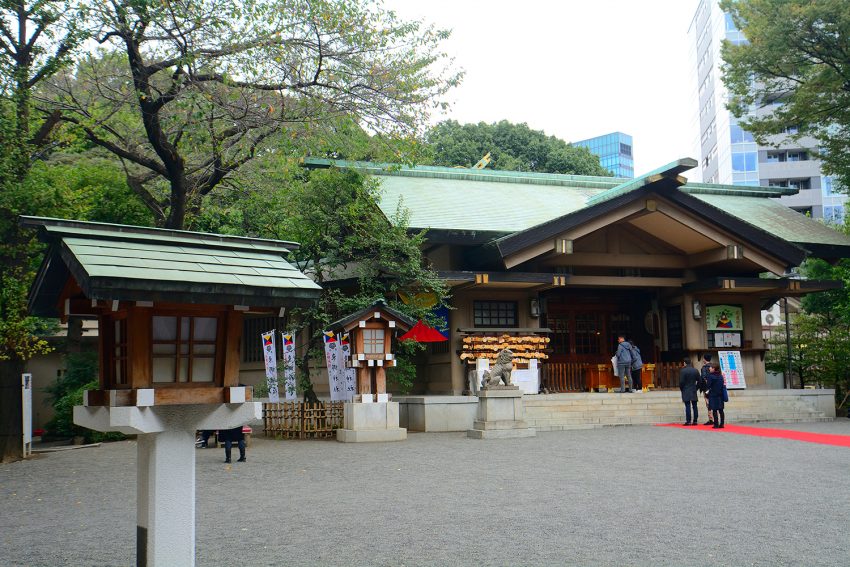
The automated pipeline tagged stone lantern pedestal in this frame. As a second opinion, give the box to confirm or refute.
[467,386,536,439]
[337,397,407,443]
[74,400,261,567]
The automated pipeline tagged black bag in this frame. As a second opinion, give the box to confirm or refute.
[722,385,729,402]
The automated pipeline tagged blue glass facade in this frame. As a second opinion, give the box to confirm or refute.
[573,132,634,178]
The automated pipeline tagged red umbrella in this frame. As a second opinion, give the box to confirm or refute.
[399,320,448,342]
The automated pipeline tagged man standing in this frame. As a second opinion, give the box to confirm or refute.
[679,357,700,425]
[614,335,633,393]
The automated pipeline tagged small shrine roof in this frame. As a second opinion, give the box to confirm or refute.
[328,299,416,333]
[23,217,321,315]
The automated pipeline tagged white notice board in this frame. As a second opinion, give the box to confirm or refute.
[718,351,747,389]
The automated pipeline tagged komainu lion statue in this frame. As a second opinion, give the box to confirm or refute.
[481,349,514,388]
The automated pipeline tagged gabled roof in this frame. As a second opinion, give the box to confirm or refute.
[327,299,416,333]
[23,217,321,315]
[301,157,850,263]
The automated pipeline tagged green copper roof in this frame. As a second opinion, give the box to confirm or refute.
[300,158,850,256]
[690,194,850,247]
[585,158,698,206]
[23,217,320,315]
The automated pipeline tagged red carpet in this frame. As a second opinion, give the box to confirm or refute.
[656,423,850,448]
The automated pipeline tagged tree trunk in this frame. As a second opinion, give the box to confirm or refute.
[0,358,26,463]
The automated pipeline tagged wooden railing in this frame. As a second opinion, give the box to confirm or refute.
[540,362,591,393]
[540,361,680,393]
[263,401,345,439]
[650,362,681,389]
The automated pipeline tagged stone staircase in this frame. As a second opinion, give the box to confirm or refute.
[524,389,833,431]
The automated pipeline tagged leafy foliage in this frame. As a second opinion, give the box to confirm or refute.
[196,163,447,390]
[765,312,850,411]
[43,0,460,229]
[720,0,850,189]
[423,120,613,176]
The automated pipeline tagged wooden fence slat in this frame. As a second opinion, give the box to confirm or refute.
[263,401,345,439]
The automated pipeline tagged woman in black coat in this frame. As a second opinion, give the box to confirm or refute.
[707,363,726,429]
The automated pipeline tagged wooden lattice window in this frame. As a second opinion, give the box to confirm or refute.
[473,300,518,328]
[575,313,601,355]
[363,328,385,354]
[152,315,218,383]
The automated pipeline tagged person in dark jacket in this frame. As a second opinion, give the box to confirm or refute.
[706,363,726,429]
[699,354,713,425]
[679,357,700,425]
[614,335,633,393]
[628,340,643,392]
[221,426,246,463]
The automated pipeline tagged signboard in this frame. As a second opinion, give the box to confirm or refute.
[718,350,747,389]
[22,373,32,457]
[714,332,741,348]
[706,305,743,331]
[261,330,280,403]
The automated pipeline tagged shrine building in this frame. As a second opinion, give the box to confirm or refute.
[303,157,850,396]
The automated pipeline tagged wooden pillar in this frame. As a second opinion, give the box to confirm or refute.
[375,366,386,394]
[357,366,371,394]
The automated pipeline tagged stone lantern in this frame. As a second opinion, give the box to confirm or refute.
[22,217,321,566]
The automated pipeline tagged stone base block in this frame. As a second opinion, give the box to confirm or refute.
[336,401,407,443]
[467,427,536,439]
[467,386,535,439]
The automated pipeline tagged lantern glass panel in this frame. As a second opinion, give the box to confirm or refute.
[363,329,385,354]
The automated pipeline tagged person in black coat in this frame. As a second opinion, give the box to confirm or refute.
[679,357,700,425]
[699,354,714,425]
[221,426,246,463]
[707,363,726,429]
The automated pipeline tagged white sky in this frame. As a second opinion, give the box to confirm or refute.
[385,0,702,176]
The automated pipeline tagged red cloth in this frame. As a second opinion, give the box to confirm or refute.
[399,320,448,342]
[656,423,850,448]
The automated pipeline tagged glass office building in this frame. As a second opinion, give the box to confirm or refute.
[573,132,634,178]
[688,0,846,221]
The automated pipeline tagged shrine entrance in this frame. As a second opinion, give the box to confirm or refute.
[540,289,661,392]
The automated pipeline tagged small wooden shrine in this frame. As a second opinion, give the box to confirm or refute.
[332,299,415,401]
[330,300,414,442]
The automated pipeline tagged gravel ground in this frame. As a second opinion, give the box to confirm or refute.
[2,420,849,567]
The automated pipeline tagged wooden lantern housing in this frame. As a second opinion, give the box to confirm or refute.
[23,217,321,407]
[331,300,415,397]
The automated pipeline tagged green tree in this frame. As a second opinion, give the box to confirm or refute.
[423,120,613,176]
[43,0,460,230]
[195,163,447,392]
[720,0,850,188]
[766,312,850,412]
[0,1,87,462]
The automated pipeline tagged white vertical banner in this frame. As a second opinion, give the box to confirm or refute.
[339,333,357,401]
[261,330,279,403]
[22,373,32,456]
[323,331,345,401]
[281,331,297,401]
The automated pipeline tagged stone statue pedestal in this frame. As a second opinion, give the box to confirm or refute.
[336,401,407,443]
[467,386,536,439]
